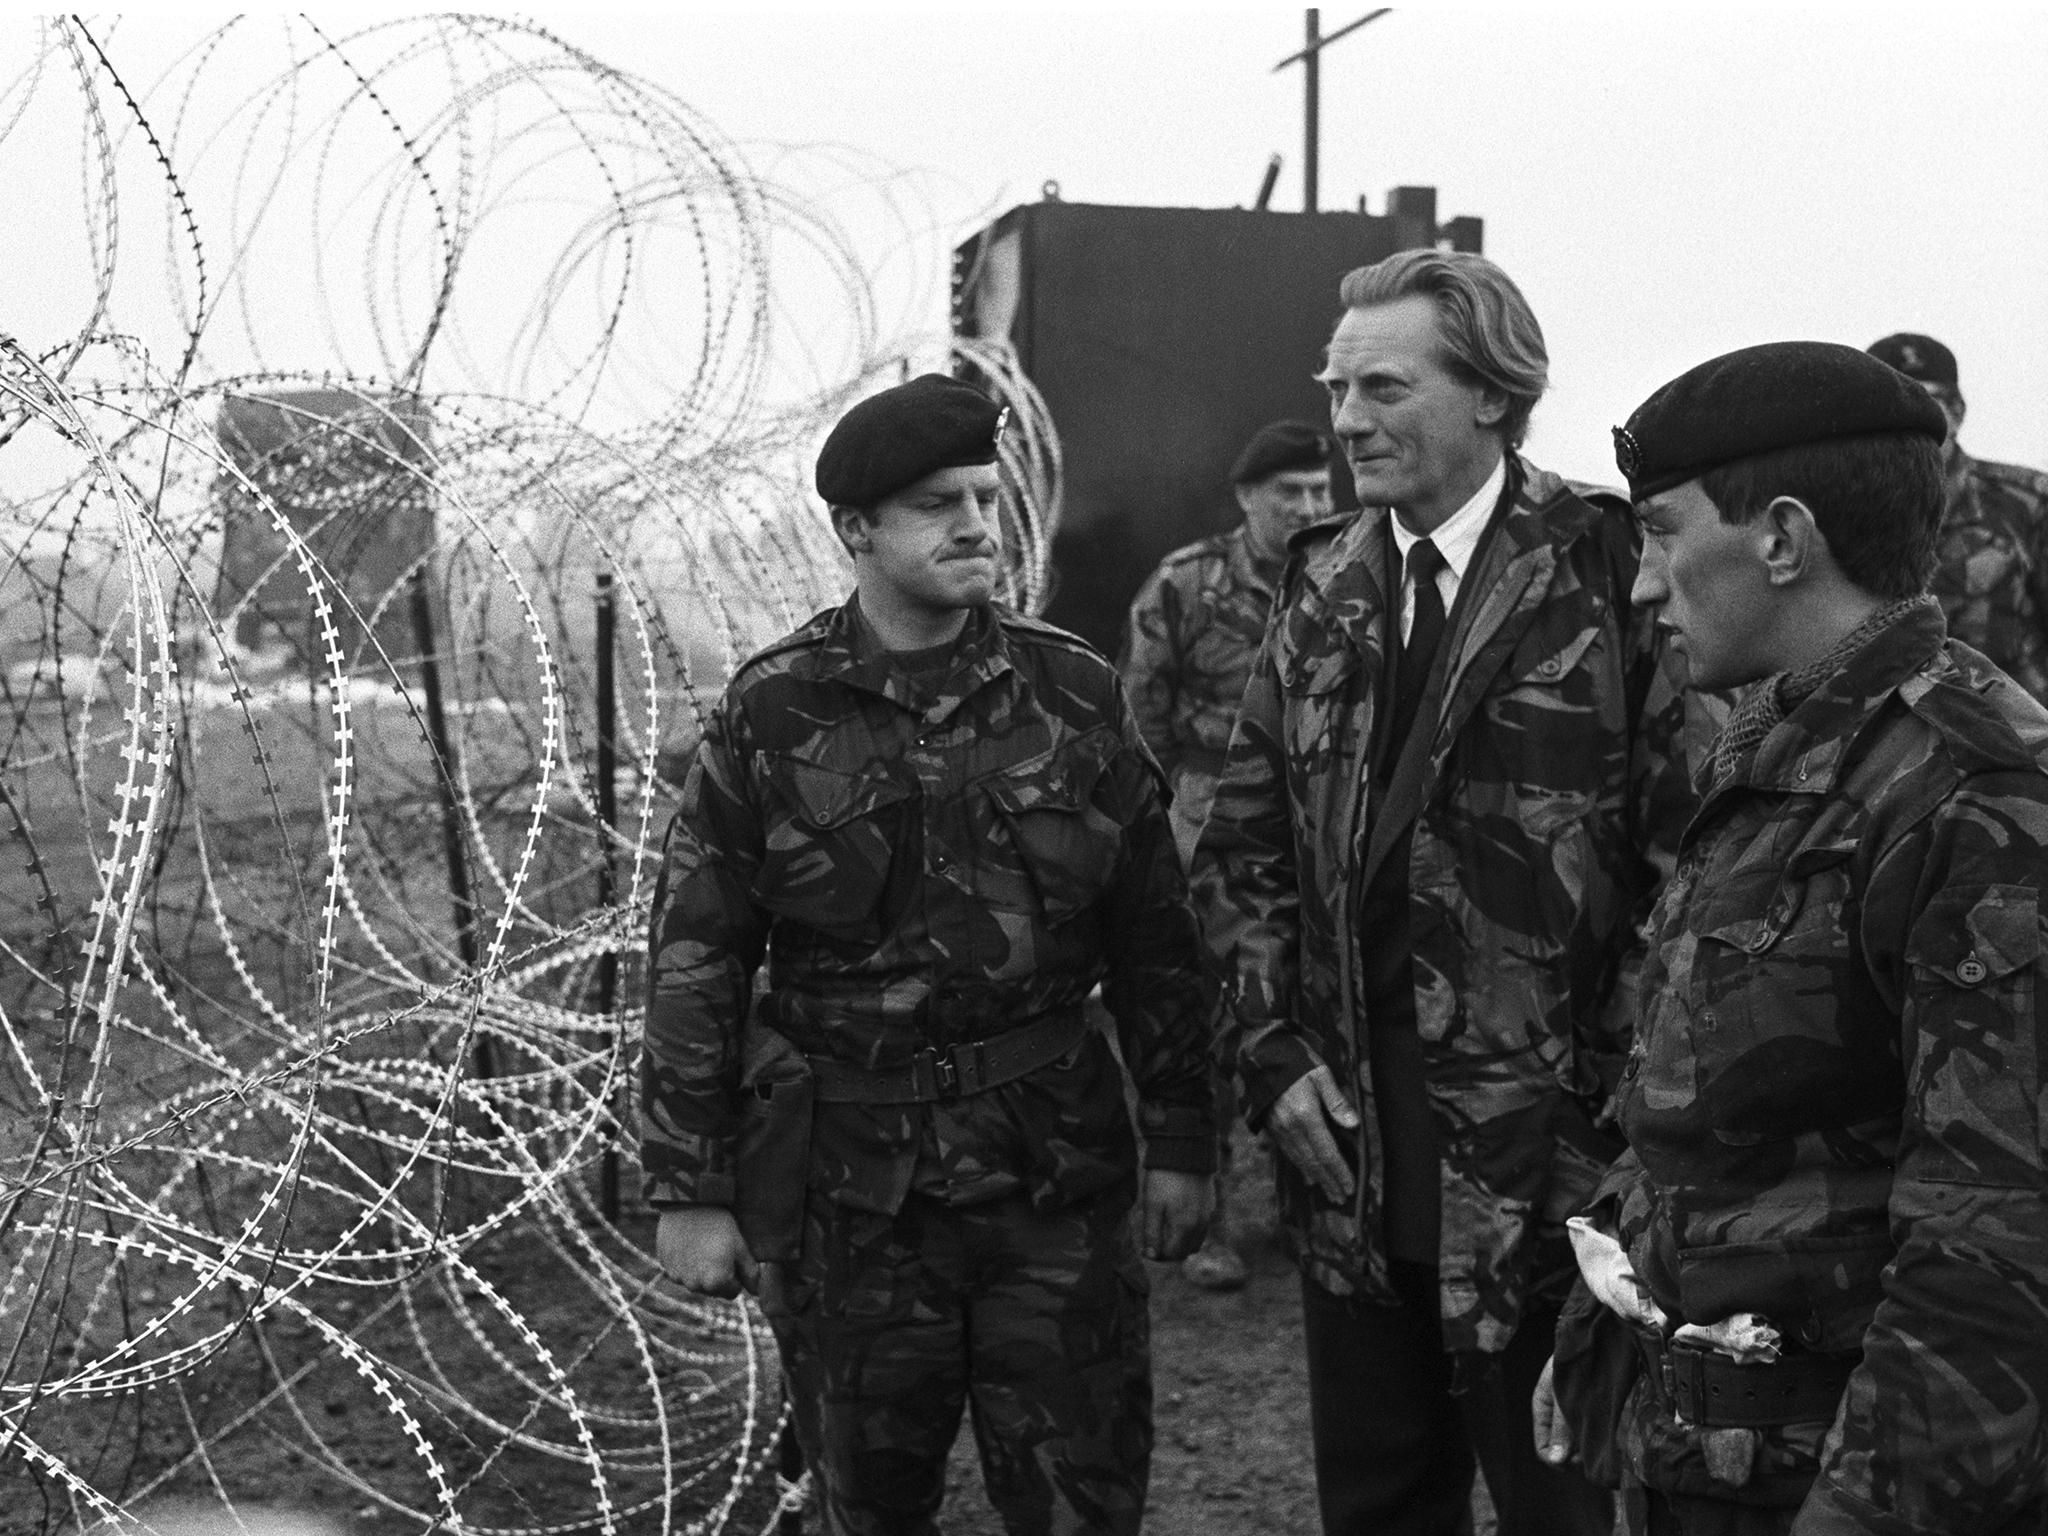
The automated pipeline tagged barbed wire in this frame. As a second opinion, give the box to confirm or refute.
[0,15,1059,1533]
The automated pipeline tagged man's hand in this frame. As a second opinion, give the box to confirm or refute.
[1140,1169,1215,1262]
[1531,1354,1574,1466]
[656,1206,759,1298]
[1266,1064,1359,1202]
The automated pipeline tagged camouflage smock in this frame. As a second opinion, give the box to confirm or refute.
[1602,600,2048,1532]
[1118,526,1283,846]
[642,598,1216,1219]
[1929,450,2048,706]
[1192,457,1706,1353]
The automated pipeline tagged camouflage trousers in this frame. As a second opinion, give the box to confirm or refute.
[761,1186,1152,1536]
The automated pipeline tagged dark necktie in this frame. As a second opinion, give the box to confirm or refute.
[1388,538,1447,749]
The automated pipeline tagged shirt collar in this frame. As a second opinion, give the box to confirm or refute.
[820,596,1012,718]
[1388,453,1505,582]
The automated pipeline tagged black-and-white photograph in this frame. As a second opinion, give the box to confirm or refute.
[3,8,2044,1535]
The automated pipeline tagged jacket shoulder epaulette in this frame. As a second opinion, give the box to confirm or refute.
[1286,510,1352,556]
[1561,476,1633,518]
[1155,533,1234,574]
[1510,462,1633,566]
[1273,513,1356,601]
[1972,457,2048,501]
[1901,645,2048,777]
[727,606,839,691]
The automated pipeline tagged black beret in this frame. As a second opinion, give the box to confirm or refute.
[1613,341,1948,501]
[1866,332,1958,391]
[1229,419,1330,485]
[815,373,1006,508]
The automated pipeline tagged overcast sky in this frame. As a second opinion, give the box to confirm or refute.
[9,5,2045,492]
[555,1,2048,485]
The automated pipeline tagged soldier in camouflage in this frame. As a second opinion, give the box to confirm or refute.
[643,374,1216,1536]
[1120,419,1335,862]
[1867,332,2048,705]
[1118,418,1334,1293]
[1193,250,1706,1536]
[1534,342,2048,1534]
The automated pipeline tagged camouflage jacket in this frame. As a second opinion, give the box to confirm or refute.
[1930,450,2048,706]
[642,599,1216,1220]
[1602,600,2048,1531]
[1118,527,1282,838]
[1192,457,1706,1352]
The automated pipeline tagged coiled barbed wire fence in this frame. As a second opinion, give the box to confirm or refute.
[1,16,1060,1533]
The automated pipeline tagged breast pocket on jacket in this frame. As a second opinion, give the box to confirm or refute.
[1483,618,1618,778]
[754,754,914,938]
[1689,842,1898,1139]
[1504,620,1605,697]
[977,731,1127,926]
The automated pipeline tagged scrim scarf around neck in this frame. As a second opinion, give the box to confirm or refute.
[1707,594,1936,793]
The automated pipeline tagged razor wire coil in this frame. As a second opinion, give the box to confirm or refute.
[1,14,1060,1532]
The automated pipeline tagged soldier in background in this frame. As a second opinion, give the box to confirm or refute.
[642,373,1215,1536]
[1121,419,1335,861]
[1537,342,2048,1533]
[1867,332,2048,703]
[1118,418,1334,1292]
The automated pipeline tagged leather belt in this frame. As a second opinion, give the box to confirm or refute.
[1636,1331,1855,1428]
[806,1008,1090,1105]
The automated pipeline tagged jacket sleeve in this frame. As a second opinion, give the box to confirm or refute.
[1096,674,1219,1176]
[1118,565,1188,781]
[2023,480,2048,707]
[638,695,769,1208]
[1189,599,1322,1127]
[1586,524,1725,1095]
[1794,773,2048,1535]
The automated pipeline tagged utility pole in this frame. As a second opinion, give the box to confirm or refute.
[1273,7,1391,213]
[1305,11,1320,213]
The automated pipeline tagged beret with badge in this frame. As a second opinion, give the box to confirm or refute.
[1229,419,1331,486]
[815,372,1008,509]
[1613,340,1949,501]
[1866,332,1959,391]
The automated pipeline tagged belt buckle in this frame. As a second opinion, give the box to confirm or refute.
[915,1046,961,1098]
[1666,1339,1710,1425]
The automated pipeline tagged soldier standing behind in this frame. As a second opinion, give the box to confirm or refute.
[642,373,1216,1536]
[1867,332,2048,703]
[1536,342,2048,1533]
[1120,419,1335,862]
[1119,418,1334,1292]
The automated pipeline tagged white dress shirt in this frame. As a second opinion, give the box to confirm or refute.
[1387,455,1506,643]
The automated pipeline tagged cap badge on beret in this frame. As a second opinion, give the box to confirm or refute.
[1612,426,1643,481]
[994,405,1011,449]
[1897,341,1925,374]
